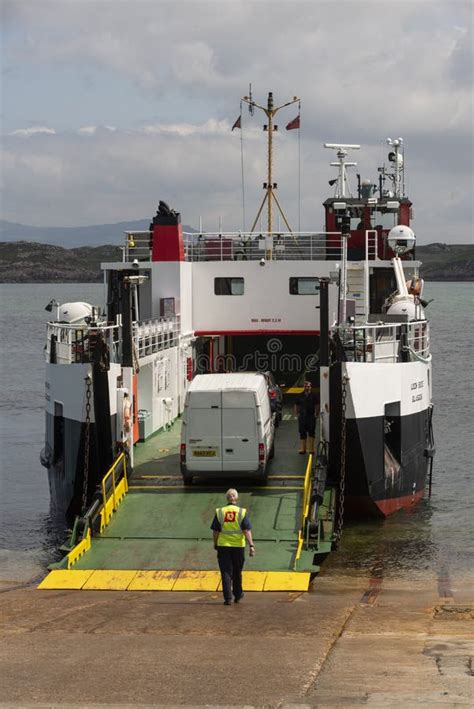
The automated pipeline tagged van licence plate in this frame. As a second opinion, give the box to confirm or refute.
[192,450,217,457]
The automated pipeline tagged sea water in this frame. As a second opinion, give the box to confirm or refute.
[0,282,472,585]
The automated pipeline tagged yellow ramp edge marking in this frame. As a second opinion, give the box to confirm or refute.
[243,571,267,591]
[173,570,221,591]
[128,570,180,591]
[82,569,138,591]
[38,569,310,592]
[67,529,91,568]
[38,569,94,590]
[264,572,310,591]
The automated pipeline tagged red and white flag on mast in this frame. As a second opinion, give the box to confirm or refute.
[286,115,300,130]
[231,115,241,131]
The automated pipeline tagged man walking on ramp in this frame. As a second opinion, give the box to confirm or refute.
[211,489,255,605]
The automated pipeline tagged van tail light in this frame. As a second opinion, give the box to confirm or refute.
[180,444,186,463]
[258,443,265,462]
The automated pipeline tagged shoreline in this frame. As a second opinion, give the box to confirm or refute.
[1,241,473,284]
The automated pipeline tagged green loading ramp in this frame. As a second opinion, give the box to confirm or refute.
[39,411,335,591]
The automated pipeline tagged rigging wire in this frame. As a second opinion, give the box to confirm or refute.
[239,100,246,231]
[298,100,301,234]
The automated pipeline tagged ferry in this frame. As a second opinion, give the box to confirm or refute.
[39,92,435,587]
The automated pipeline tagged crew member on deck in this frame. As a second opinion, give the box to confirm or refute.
[210,489,255,605]
[123,392,132,452]
[294,380,320,454]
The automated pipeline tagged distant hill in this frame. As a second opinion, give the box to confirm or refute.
[0,218,196,248]
[416,243,474,281]
[0,240,472,283]
[0,242,122,282]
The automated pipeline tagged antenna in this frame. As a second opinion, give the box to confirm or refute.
[386,137,404,198]
[242,91,300,237]
[248,83,254,116]
[324,144,360,198]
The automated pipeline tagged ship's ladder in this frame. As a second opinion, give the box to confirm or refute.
[347,230,379,321]
[347,267,366,320]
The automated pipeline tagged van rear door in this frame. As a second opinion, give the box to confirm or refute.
[186,391,222,472]
[222,391,258,472]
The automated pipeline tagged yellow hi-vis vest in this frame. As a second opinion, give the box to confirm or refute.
[216,504,246,547]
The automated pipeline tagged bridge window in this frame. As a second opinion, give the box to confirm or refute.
[289,277,320,295]
[373,209,399,230]
[214,277,244,295]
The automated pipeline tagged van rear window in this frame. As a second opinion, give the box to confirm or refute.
[214,277,244,295]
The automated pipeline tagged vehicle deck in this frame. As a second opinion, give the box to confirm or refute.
[40,410,328,591]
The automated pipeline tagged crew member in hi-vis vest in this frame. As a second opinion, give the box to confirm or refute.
[210,488,255,605]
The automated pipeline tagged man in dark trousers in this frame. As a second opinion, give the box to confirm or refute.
[294,380,320,454]
[211,488,255,605]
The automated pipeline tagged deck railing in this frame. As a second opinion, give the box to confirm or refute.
[183,231,345,262]
[133,316,180,359]
[295,454,314,565]
[121,230,349,263]
[45,316,180,365]
[341,320,430,363]
[122,230,152,262]
[100,452,129,532]
[45,322,121,365]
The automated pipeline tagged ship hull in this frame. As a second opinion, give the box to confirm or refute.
[328,359,433,518]
[46,413,83,521]
[343,409,430,517]
[46,414,115,523]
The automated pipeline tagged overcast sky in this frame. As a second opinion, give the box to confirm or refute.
[1,0,473,243]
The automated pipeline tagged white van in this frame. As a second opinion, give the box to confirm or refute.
[180,373,275,484]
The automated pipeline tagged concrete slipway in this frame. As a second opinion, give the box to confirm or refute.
[1,417,472,705]
[0,569,472,706]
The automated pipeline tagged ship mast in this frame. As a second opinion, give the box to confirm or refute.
[242,91,299,234]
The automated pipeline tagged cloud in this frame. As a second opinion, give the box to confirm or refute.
[2,125,299,229]
[78,125,117,135]
[1,0,472,242]
[448,21,474,87]
[2,121,471,243]
[9,126,56,137]
[140,119,231,137]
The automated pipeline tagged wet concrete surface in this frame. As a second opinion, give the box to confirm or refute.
[0,571,473,707]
